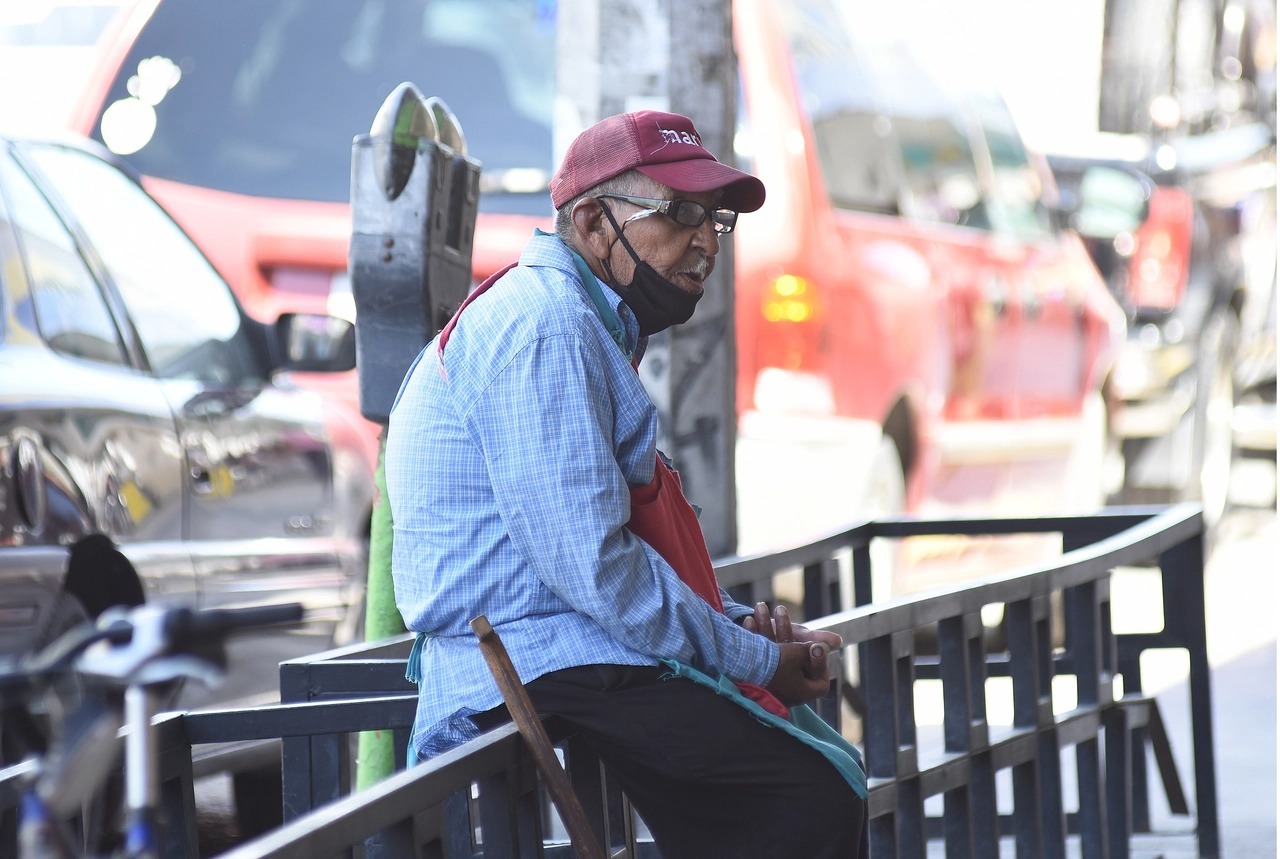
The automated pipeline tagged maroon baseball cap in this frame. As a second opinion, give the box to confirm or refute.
[549,110,766,213]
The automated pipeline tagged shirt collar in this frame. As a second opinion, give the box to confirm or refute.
[531,229,639,359]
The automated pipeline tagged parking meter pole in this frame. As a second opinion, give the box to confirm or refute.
[350,83,480,788]
[356,441,400,790]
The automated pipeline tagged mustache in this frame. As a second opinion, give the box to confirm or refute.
[679,256,711,279]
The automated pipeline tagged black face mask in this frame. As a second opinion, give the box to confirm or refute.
[597,202,703,336]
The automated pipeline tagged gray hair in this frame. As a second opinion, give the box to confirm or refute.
[553,169,659,243]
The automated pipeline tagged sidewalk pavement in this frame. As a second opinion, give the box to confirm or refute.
[1141,504,1277,858]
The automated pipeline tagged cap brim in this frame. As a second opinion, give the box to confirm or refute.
[636,159,766,213]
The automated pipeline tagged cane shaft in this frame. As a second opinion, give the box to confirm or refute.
[471,615,607,859]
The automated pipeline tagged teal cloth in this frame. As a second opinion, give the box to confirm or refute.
[405,632,426,766]
[660,658,868,799]
[405,631,427,684]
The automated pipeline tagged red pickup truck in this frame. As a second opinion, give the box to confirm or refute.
[72,0,1133,596]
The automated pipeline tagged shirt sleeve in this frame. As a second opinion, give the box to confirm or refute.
[464,330,777,686]
[721,592,755,624]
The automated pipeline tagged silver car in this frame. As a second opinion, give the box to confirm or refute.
[0,134,372,716]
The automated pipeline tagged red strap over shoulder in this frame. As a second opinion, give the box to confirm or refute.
[437,261,519,364]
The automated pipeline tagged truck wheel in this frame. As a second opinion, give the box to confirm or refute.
[1067,390,1120,511]
[863,434,906,607]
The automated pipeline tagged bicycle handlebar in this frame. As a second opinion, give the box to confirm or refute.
[1,602,307,700]
[80,602,307,687]
[161,603,305,649]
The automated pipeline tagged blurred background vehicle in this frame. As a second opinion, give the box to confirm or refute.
[1044,0,1277,533]
[0,133,370,712]
[66,0,1142,606]
[1047,126,1274,530]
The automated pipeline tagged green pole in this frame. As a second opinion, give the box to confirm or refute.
[356,434,406,790]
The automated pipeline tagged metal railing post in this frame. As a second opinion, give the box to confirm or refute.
[1160,532,1220,858]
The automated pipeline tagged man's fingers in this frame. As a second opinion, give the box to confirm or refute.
[804,641,832,680]
[793,624,844,651]
[754,602,775,641]
[773,604,795,642]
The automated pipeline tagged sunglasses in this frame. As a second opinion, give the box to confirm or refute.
[598,194,738,234]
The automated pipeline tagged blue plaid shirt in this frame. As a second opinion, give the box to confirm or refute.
[385,232,777,759]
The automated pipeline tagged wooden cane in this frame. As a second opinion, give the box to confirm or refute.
[470,615,608,859]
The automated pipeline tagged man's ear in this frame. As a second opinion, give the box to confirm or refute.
[572,198,613,258]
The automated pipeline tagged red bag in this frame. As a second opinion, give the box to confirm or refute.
[629,457,789,718]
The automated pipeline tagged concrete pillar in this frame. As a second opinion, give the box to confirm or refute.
[556,0,740,556]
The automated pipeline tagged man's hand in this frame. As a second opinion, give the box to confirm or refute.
[742,601,843,652]
[765,641,833,706]
[744,602,840,706]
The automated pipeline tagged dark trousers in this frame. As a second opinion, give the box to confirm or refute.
[474,664,867,858]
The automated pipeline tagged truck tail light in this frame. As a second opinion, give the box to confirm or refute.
[758,273,823,371]
[1127,187,1192,311]
[750,273,832,414]
[762,273,816,323]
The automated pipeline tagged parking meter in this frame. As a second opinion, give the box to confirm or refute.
[350,82,481,423]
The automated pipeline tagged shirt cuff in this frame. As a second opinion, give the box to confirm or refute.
[719,615,779,687]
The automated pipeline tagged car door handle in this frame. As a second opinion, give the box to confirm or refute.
[191,465,214,494]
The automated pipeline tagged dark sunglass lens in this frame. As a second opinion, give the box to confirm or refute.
[669,200,706,228]
[712,210,737,233]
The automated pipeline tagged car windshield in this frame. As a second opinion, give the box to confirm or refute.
[90,0,557,215]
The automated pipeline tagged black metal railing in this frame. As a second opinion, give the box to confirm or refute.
[0,504,1218,858]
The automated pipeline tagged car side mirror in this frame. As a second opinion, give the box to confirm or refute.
[276,313,357,372]
[1070,165,1152,239]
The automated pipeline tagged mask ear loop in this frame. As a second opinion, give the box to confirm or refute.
[597,199,647,289]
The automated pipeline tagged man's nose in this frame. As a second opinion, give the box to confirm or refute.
[692,218,720,255]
